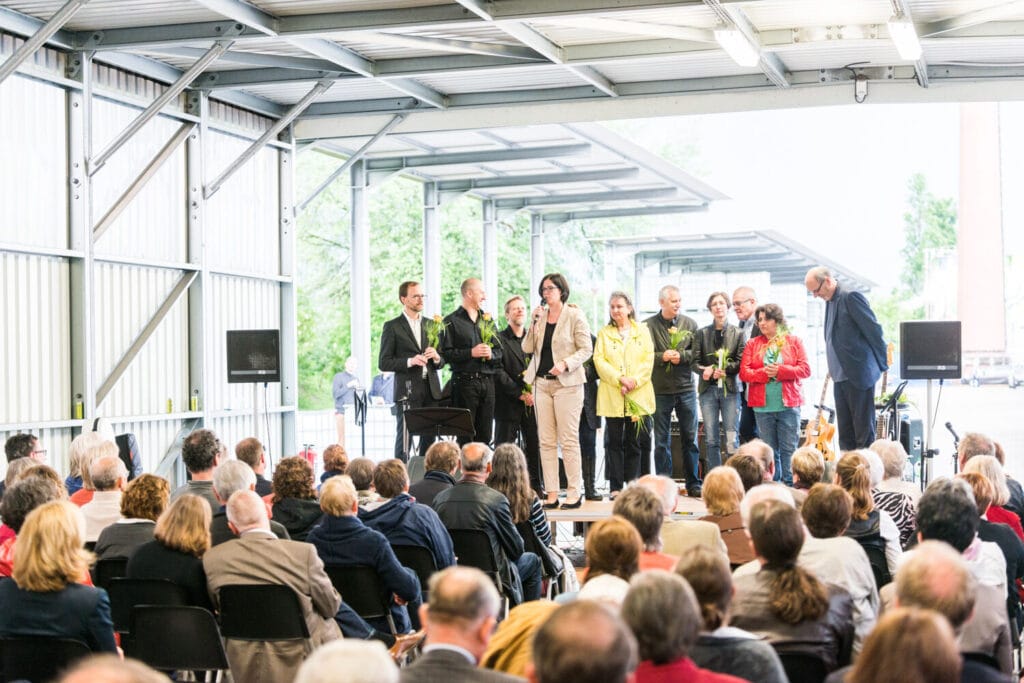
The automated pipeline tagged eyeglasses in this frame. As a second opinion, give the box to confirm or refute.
[732,299,753,307]
[812,280,827,295]
[540,286,559,293]
[406,294,426,300]
[32,449,47,456]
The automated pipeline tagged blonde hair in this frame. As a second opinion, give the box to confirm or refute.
[320,475,358,516]
[791,447,825,486]
[67,432,108,482]
[962,455,1010,507]
[12,500,93,592]
[154,494,211,557]
[835,451,874,520]
[702,467,744,516]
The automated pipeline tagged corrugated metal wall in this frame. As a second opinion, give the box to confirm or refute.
[0,41,288,484]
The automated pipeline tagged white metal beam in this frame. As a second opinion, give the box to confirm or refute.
[0,0,90,85]
[920,0,1024,37]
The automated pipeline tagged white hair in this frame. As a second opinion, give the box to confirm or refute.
[294,640,397,683]
[740,483,795,526]
[852,448,884,488]
[214,459,257,501]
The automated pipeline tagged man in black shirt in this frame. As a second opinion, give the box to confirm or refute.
[643,285,699,487]
[441,278,502,446]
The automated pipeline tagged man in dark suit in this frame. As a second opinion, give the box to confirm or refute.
[409,441,460,508]
[431,443,541,605]
[210,460,289,545]
[380,281,444,462]
[805,267,888,450]
[493,295,542,495]
[400,566,524,683]
[441,278,503,446]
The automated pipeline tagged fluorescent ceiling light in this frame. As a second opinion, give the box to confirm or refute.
[888,14,922,61]
[714,28,761,67]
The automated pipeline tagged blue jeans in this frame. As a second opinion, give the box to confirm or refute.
[653,392,700,482]
[698,386,738,469]
[754,407,801,486]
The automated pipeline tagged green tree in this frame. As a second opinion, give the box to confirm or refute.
[871,173,957,342]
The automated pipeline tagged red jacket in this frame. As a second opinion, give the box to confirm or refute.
[739,334,811,409]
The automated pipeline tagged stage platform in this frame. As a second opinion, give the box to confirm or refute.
[545,493,707,526]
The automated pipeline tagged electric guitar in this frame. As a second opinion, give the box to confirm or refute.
[802,373,836,462]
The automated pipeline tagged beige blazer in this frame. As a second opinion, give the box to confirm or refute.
[660,519,729,559]
[203,533,342,683]
[522,304,593,387]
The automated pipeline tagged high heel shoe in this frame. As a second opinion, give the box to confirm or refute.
[542,499,561,510]
[560,497,583,510]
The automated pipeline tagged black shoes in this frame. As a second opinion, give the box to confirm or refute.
[560,498,583,509]
[585,492,604,501]
[542,500,561,510]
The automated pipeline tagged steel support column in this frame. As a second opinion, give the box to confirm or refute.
[68,50,94,421]
[279,128,298,455]
[184,90,208,485]
[530,213,544,297]
[482,199,498,310]
[423,182,441,316]
[350,160,371,387]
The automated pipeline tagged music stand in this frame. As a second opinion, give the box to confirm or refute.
[404,408,476,454]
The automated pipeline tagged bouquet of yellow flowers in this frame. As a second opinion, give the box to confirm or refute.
[478,312,498,347]
[665,326,691,373]
[765,335,785,382]
[424,314,445,350]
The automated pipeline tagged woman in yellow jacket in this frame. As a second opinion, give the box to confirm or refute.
[593,291,655,500]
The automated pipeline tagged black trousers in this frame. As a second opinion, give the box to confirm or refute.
[451,373,495,446]
[393,377,436,462]
[834,379,877,451]
[580,417,599,496]
[605,416,652,492]
[738,390,760,444]
[495,411,542,494]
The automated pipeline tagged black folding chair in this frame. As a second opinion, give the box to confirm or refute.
[391,545,438,602]
[127,605,229,681]
[0,636,90,683]
[776,651,830,683]
[324,565,398,635]
[449,529,512,616]
[90,557,128,591]
[106,578,190,636]
[217,584,310,641]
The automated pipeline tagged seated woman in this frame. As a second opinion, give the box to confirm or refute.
[835,608,960,683]
[963,455,1024,541]
[65,432,107,502]
[0,500,117,653]
[307,475,420,635]
[94,474,169,560]
[559,515,642,610]
[319,444,350,489]
[271,456,324,541]
[730,499,854,672]
[698,466,754,568]
[676,546,787,683]
[126,494,213,610]
[0,477,65,577]
[834,451,901,583]
[488,443,552,547]
[791,447,825,492]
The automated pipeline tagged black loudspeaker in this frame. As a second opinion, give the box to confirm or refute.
[670,422,686,480]
[226,330,281,384]
[900,321,961,380]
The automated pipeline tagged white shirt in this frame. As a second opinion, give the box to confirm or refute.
[403,310,422,348]
[81,490,124,542]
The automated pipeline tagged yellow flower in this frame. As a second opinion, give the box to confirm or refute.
[668,326,678,335]
[433,314,442,323]
[482,312,492,322]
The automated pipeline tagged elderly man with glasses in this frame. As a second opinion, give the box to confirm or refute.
[732,287,761,445]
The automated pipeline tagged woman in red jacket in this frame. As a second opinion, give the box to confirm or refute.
[739,304,811,486]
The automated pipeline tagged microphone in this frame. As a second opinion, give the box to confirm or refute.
[533,304,546,322]
[945,421,960,442]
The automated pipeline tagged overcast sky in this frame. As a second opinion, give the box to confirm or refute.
[609,101,1024,294]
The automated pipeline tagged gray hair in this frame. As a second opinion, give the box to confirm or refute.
[89,455,127,491]
[460,442,493,473]
[870,439,908,480]
[740,483,795,526]
[214,459,257,502]
[226,489,269,532]
[293,640,397,683]
[426,566,501,625]
[657,285,679,302]
[806,266,831,284]
[622,570,700,664]
[636,475,677,516]
[855,448,884,488]
[68,432,109,479]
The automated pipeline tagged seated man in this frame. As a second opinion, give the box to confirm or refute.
[432,443,542,604]
[81,453,128,543]
[612,485,680,571]
[210,459,289,545]
[203,490,342,683]
[307,475,422,634]
[635,474,726,559]
[400,566,522,683]
[171,428,222,512]
[360,458,456,572]
[409,441,460,508]
[235,437,273,496]
[724,453,764,493]
[621,571,747,683]
[527,600,638,683]
[348,457,380,508]
[736,439,806,508]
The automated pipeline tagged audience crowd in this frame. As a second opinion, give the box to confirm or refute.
[1,427,1022,683]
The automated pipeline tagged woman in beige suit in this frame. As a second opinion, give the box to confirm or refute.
[523,273,593,509]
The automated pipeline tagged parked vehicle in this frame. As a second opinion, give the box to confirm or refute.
[961,354,1019,387]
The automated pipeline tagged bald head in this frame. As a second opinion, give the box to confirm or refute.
[226,489,270,533]
[461,442,492,473]
[895,540,976,631]
[90,455,128,492]
[636,475,677,516]
[530,601,637,683]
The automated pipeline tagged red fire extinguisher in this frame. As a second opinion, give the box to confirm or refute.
[299,443,318,472]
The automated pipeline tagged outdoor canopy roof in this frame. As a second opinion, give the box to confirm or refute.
[3,0,1024,139]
